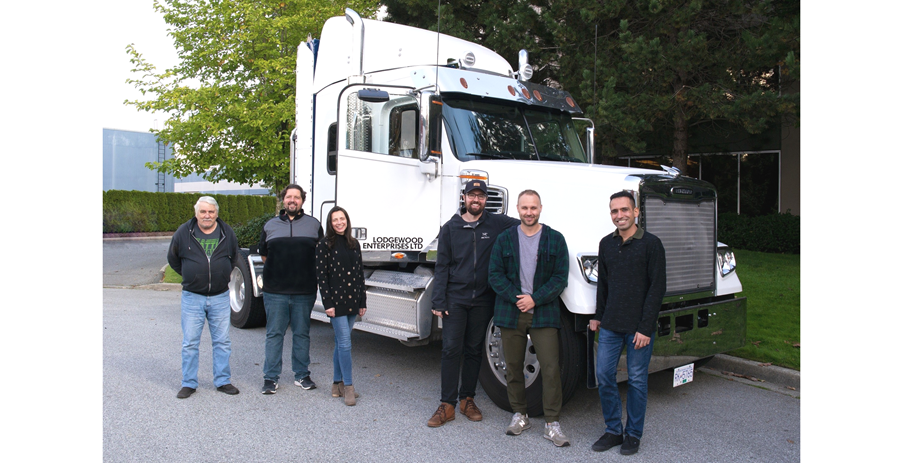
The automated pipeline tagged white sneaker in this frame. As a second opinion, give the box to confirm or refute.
[543,421,571,447]
[506,412,531,436]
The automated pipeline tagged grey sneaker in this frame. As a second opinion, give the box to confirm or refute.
[543,421,571,447]
[294,376,316,390]
[262,380,278,394]
[506,412,531,436]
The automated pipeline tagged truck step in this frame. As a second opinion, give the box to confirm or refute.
[365,269,431,292]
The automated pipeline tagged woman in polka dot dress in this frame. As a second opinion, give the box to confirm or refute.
[315,206,367,406]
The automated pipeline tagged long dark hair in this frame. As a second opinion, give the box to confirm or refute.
[324,206,358,250]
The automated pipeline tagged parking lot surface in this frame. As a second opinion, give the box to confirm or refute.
[104,287,800,462]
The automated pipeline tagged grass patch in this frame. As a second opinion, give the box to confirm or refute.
[163,265,183,284]
[726,249,800,370]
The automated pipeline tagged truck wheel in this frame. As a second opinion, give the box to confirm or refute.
[229,249,266,328]
[479,311,585,417]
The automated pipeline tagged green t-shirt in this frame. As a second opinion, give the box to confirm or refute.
[193,228,220,257]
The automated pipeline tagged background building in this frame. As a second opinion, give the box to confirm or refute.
[103,128,268,195]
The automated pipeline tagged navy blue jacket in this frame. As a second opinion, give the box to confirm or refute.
[431,208,520,310]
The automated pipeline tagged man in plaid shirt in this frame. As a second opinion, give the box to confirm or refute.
[488,189,570,446]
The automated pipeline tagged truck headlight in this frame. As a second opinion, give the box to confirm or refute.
[578,254,599,283]
[717,247,736,277]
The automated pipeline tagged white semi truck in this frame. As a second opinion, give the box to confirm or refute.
[228,9,747,415]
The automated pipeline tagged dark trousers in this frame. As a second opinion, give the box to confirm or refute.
[440,302,494,406]
[500,312,563,422]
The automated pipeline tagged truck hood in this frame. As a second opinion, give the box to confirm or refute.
[458,159,663,255]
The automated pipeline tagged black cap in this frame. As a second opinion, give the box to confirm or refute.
[464,179,488,195]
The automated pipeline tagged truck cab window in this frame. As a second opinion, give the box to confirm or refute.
[345,91,418,157]
[441,96,588,163]
[327,123,337,174]
[389,108,418,158]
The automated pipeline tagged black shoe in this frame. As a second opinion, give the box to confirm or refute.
[216,384,240,395]
[294,376,316,390]
[620,435,640,455]
[262,380,278,395]
[591,432,623,452]
[176,387,196,399]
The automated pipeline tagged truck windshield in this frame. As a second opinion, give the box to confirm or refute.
[441,96,588,163]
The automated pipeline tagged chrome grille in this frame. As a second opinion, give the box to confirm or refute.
[642,197,716,294]
[458,186,508,214]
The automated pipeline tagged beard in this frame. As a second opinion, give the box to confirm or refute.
[465,201,484,216]
[285,202,302,215]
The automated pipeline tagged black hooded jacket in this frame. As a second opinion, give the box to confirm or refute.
[167,217,241,296]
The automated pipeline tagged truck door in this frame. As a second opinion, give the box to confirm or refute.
[335,85,442,256]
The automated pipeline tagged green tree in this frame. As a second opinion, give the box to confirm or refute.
[568,0,800,170]
[382,0,800,172]
[126,0,379,195]
[381,1,557,87]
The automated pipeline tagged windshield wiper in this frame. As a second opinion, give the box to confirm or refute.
[466,152,514,160]
[539,153,585,163]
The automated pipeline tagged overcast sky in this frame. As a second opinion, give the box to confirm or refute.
[98,1,178,132]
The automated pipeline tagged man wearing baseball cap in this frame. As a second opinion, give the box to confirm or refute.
[427,180,520,427]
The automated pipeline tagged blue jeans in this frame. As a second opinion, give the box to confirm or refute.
[596,328,655,439]
[181,290,232,388]
[262,292,315,382]
[331,314,357,385]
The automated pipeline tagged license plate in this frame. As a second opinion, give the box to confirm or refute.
[673,363,694,387]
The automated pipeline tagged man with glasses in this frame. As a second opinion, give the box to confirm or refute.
[427,180,520,427]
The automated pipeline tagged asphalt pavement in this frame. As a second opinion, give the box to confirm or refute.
[102,237,801,462]
[103,236,172,287]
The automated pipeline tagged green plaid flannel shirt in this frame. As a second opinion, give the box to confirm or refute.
[488,224,569,329]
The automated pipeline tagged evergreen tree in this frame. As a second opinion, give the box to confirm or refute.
[382,0,800,171]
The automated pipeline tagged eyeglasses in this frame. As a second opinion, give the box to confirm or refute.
[466,193,487,200]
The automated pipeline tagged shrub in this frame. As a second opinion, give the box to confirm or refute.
[718,212,800,254]
[103,190,277,233]
[233,213,275,248]
[103,201,159,233]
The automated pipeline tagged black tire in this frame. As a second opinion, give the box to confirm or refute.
[479,310,586,417]
[229,249,266,328]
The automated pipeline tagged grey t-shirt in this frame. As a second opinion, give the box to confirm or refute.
[517,225,542,314]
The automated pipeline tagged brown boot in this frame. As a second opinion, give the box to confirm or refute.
[332,382,343,398]
[343,385,357,406]
[459,397,483,421]
[427,402,455,427]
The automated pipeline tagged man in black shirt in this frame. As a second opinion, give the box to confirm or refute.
[167,196,241,399]
[259,184,324,394]
[589,191,666,456]
[427,180,520,427]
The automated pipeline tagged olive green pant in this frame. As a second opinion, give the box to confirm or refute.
[500,312,562,422]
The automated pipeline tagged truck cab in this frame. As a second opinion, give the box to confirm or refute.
[229,9,747,416]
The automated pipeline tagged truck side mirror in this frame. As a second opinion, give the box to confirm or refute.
[419,94,443,162]
[358,88,390,103]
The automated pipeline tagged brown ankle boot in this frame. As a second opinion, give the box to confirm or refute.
[459,397,483,421]
[343,385,357,406]
[332,382,343,398]
[427,402,455,427]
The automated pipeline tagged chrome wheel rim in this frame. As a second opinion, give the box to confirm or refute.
[484,319,541,388]
[229,267,245,312]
